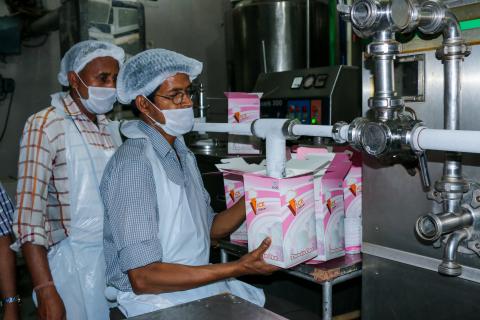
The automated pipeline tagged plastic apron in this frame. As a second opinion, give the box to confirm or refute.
[112,121,265,318]
[40,93,121,320]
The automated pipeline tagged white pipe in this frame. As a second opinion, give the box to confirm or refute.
[192,122,252,136]
[252,119,289,138]
[253,119,290,178]
[411,127,480,153]
[292,124,334,137]
[267,136,287,178]
[191,120,349,178]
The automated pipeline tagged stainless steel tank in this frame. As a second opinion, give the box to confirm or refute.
[231,0,328,91]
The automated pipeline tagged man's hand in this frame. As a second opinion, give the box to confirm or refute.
[36,286,66,320]
[236,238,280,275]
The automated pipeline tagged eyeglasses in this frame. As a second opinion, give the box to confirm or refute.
[157,89,194,106]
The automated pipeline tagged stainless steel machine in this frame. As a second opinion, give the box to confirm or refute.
[231,0,329,91]
[193,1,480,317]
[334,1,480,318]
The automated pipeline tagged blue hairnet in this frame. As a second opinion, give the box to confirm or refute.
[116,48,203,104]
[57,40,125,86]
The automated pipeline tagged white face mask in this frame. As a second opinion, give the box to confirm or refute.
[75,73,117,115]
[144,96,194,136]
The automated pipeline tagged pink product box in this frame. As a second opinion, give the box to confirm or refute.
[244,173,318,268]
[296,148,352,263]
[226,92,262,155]
[223,172,248,242]
[216,158,266,243]
[342,151,362,254]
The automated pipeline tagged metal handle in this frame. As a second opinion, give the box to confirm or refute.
[417,151,431,189]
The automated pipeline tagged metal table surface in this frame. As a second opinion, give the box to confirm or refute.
[128,293,287,320]
[218,240,362,320]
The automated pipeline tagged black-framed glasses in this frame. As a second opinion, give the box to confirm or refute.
[157,88,194,106]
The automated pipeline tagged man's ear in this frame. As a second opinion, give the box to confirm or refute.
[67,71,79,90]
[135,95,150,114]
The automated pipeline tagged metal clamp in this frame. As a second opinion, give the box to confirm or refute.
[282,118,301,140]
[332,121,348,144]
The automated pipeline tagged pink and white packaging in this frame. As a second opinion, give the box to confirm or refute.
[226,92,262,155]
[243,158,331,268]
[296,148,352,262]
[215,158,265,242]
[342,151,362,254]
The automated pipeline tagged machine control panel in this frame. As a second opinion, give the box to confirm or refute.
[255,66,360,126]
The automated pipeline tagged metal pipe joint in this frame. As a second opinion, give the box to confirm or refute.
[334,115,422,158]
[439,229,471,276]
[416,210,474,242]
[341,0,419,38]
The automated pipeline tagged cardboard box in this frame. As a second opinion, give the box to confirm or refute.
[226,92,262,155]
[296,148,352,262]
[342,151,362,254]
[242,158,331,268]
[215,158,265,243]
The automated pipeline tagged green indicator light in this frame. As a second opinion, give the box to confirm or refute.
[311,118,317,124]
[460,19,480,31]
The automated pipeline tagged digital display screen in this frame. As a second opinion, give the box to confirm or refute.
[291,77,303,89]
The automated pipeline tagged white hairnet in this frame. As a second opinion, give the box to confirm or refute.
[57,40,125,86]
[116,48,203,104]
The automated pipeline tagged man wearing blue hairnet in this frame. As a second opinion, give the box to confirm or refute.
[12,40,125,320]
[101,48,278,318]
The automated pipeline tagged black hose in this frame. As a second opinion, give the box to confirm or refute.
[0,92,14,143]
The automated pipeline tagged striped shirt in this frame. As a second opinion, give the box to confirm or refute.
[101,121,215,291]
[0,183,15,237]
[14,93,116,249]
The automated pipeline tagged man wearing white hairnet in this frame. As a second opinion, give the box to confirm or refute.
[100,48,278,318]
[12,40,125,320]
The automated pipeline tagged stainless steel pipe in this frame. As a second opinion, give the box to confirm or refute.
[416,211,473,242]
[374,57,395,98]
[438,229,471,276]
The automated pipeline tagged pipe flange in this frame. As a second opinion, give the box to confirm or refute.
[387,0,416,32]
[403,120,424,146]
[332,121,348,144]
[418,1,446,35]
[366,41,401,56]
[436,42,472,60]
[282,119,301,140]
[360,121,391,156]
[348,117,369,151]
[368,96,404,109]
[416,213,443,242]
[435,179,470,194]
[350,0,379,30]
[374,108,405,122]
[438,260,462,277]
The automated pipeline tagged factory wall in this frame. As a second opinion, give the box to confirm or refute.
[143,0,231,123]
[0,31,61,185]
[0,0,232,186]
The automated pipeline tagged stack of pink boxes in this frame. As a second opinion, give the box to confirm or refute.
[295,148,352,263]
[216,148,362,268]
[340,150,362,254]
